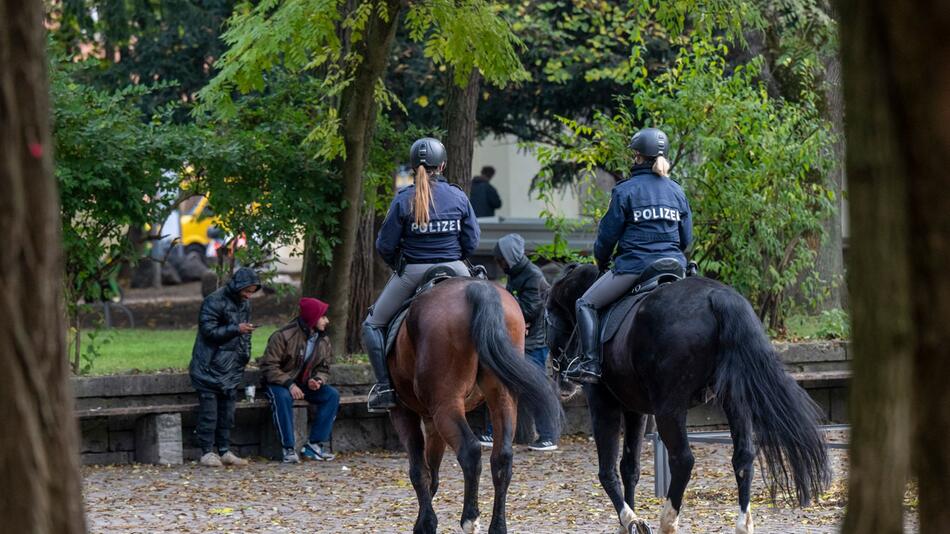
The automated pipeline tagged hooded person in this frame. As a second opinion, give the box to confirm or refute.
[189,267,261,467]
[260,297,340,463]
[488,234,558,451]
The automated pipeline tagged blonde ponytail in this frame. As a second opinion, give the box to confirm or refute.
[412,165,434,226]
[653,155,671,177]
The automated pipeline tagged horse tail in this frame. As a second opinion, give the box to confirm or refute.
[466,280,563,440]
[709,288,831,506]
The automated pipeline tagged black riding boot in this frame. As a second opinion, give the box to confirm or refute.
[565,300,601,383]
[362,323,397,412]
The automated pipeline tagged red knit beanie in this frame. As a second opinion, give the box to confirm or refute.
[299,298,329,329]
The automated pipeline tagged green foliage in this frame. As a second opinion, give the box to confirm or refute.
[190,72,343,268]
[50,0,237,120]
[51,49,191,309]
[814,308,849,339]
[533,36,835,328]
[196,0,526,158]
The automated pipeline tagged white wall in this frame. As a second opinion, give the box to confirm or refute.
[471,134,581,220]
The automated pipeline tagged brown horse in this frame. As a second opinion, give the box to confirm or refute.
[387,277,562,534]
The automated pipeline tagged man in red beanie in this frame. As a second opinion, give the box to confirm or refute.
[259,297,340,463]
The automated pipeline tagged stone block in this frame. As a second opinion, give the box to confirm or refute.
[260,406,307,459]
[109,430,135,452]
[830,388,849,423]
[135,413,183,465]
[82,451,132,465]
[81,418,109,453]
[330,417,388,452]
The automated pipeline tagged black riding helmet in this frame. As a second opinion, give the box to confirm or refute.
[409,137,447,170]
[628,127,668,158]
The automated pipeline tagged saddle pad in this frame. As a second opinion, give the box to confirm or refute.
[600,291,650,345]
[385,306,411,357]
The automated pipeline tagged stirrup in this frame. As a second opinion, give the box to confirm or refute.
[564,357,601,384]
[367,383,397,413]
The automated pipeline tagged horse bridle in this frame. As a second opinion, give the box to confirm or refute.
[544,308,578,373]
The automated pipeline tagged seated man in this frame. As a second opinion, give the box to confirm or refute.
[260,298,340,463]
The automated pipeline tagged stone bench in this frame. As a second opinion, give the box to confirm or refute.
[76,396,366,465]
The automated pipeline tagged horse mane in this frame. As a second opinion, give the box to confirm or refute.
[548,262,599,319]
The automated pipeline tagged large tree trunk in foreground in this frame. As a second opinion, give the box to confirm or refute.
[301,0,404,352]
[443,68,482,193]
[0,0,87,532]
[839,0,950,532]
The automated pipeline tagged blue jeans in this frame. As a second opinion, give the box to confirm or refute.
[485,348,556,442]
[526,348,556,442]
[265,383,340,449]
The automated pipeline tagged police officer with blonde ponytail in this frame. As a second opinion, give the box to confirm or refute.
[564,127,693,384]
[363,137,480,411]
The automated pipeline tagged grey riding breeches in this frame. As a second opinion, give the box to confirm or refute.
[364,260,469,327]
[577,270,641,310]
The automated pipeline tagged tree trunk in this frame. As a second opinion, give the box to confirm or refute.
[839,0,950,532]
[346,203,376,353]
[313,0,404,353]
[814,3,845,311]
[442,67,482,193]
[0,0,87,531]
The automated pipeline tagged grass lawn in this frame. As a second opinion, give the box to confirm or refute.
[79,326,368,375]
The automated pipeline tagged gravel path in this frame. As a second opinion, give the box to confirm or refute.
[83,435,917,533]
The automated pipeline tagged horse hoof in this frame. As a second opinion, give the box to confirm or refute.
[461,518,480,534]
[632,520,653,534]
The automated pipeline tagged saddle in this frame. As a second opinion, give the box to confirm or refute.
[599,258,687,345]
[383,263,486,356]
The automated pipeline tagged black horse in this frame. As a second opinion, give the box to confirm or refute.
[545,263,830,534]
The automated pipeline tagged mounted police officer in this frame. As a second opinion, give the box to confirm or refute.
[564,127,693,384]
[363,137,481,412]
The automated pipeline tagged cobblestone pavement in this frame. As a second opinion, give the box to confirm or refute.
[83,435,918,533]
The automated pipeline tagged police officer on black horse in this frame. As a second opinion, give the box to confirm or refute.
[564,127,693,384]
[362,137,481,412]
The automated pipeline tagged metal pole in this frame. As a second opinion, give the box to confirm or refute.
[653,432,671,498]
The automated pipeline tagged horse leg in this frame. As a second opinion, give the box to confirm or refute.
[432,404,482,533]
[589,385,649,534]
[654,412,694,534]
[423,419,446,497]
[724,403,756,534]
[391,406,437,534]
[484,385,516,534]
[619,411,651,534]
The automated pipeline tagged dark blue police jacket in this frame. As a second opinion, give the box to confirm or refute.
[594,164,693,275]
[376,175,480,268]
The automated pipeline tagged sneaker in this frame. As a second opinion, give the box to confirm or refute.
[220,451,248,466]
[281,448,300,464]
[300,442,335,461]
[477,434,494,448]
[199,452,222,467]
[528,439,558,452]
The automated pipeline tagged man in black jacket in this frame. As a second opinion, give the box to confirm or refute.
[484,233,558,451]
[189,267,261,467]
[469,166,502,217]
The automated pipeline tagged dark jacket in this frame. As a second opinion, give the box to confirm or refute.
[189,268,260,393]
[495,234,548,351]
[470,176,502,217]
[376,175,480,268]
[259,318,332,388]
[594,164,693,275]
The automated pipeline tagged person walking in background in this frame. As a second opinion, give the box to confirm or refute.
[189,267,261,467]
[479,233,558,451]
[260,298,340,463]
[469,165,502,217]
